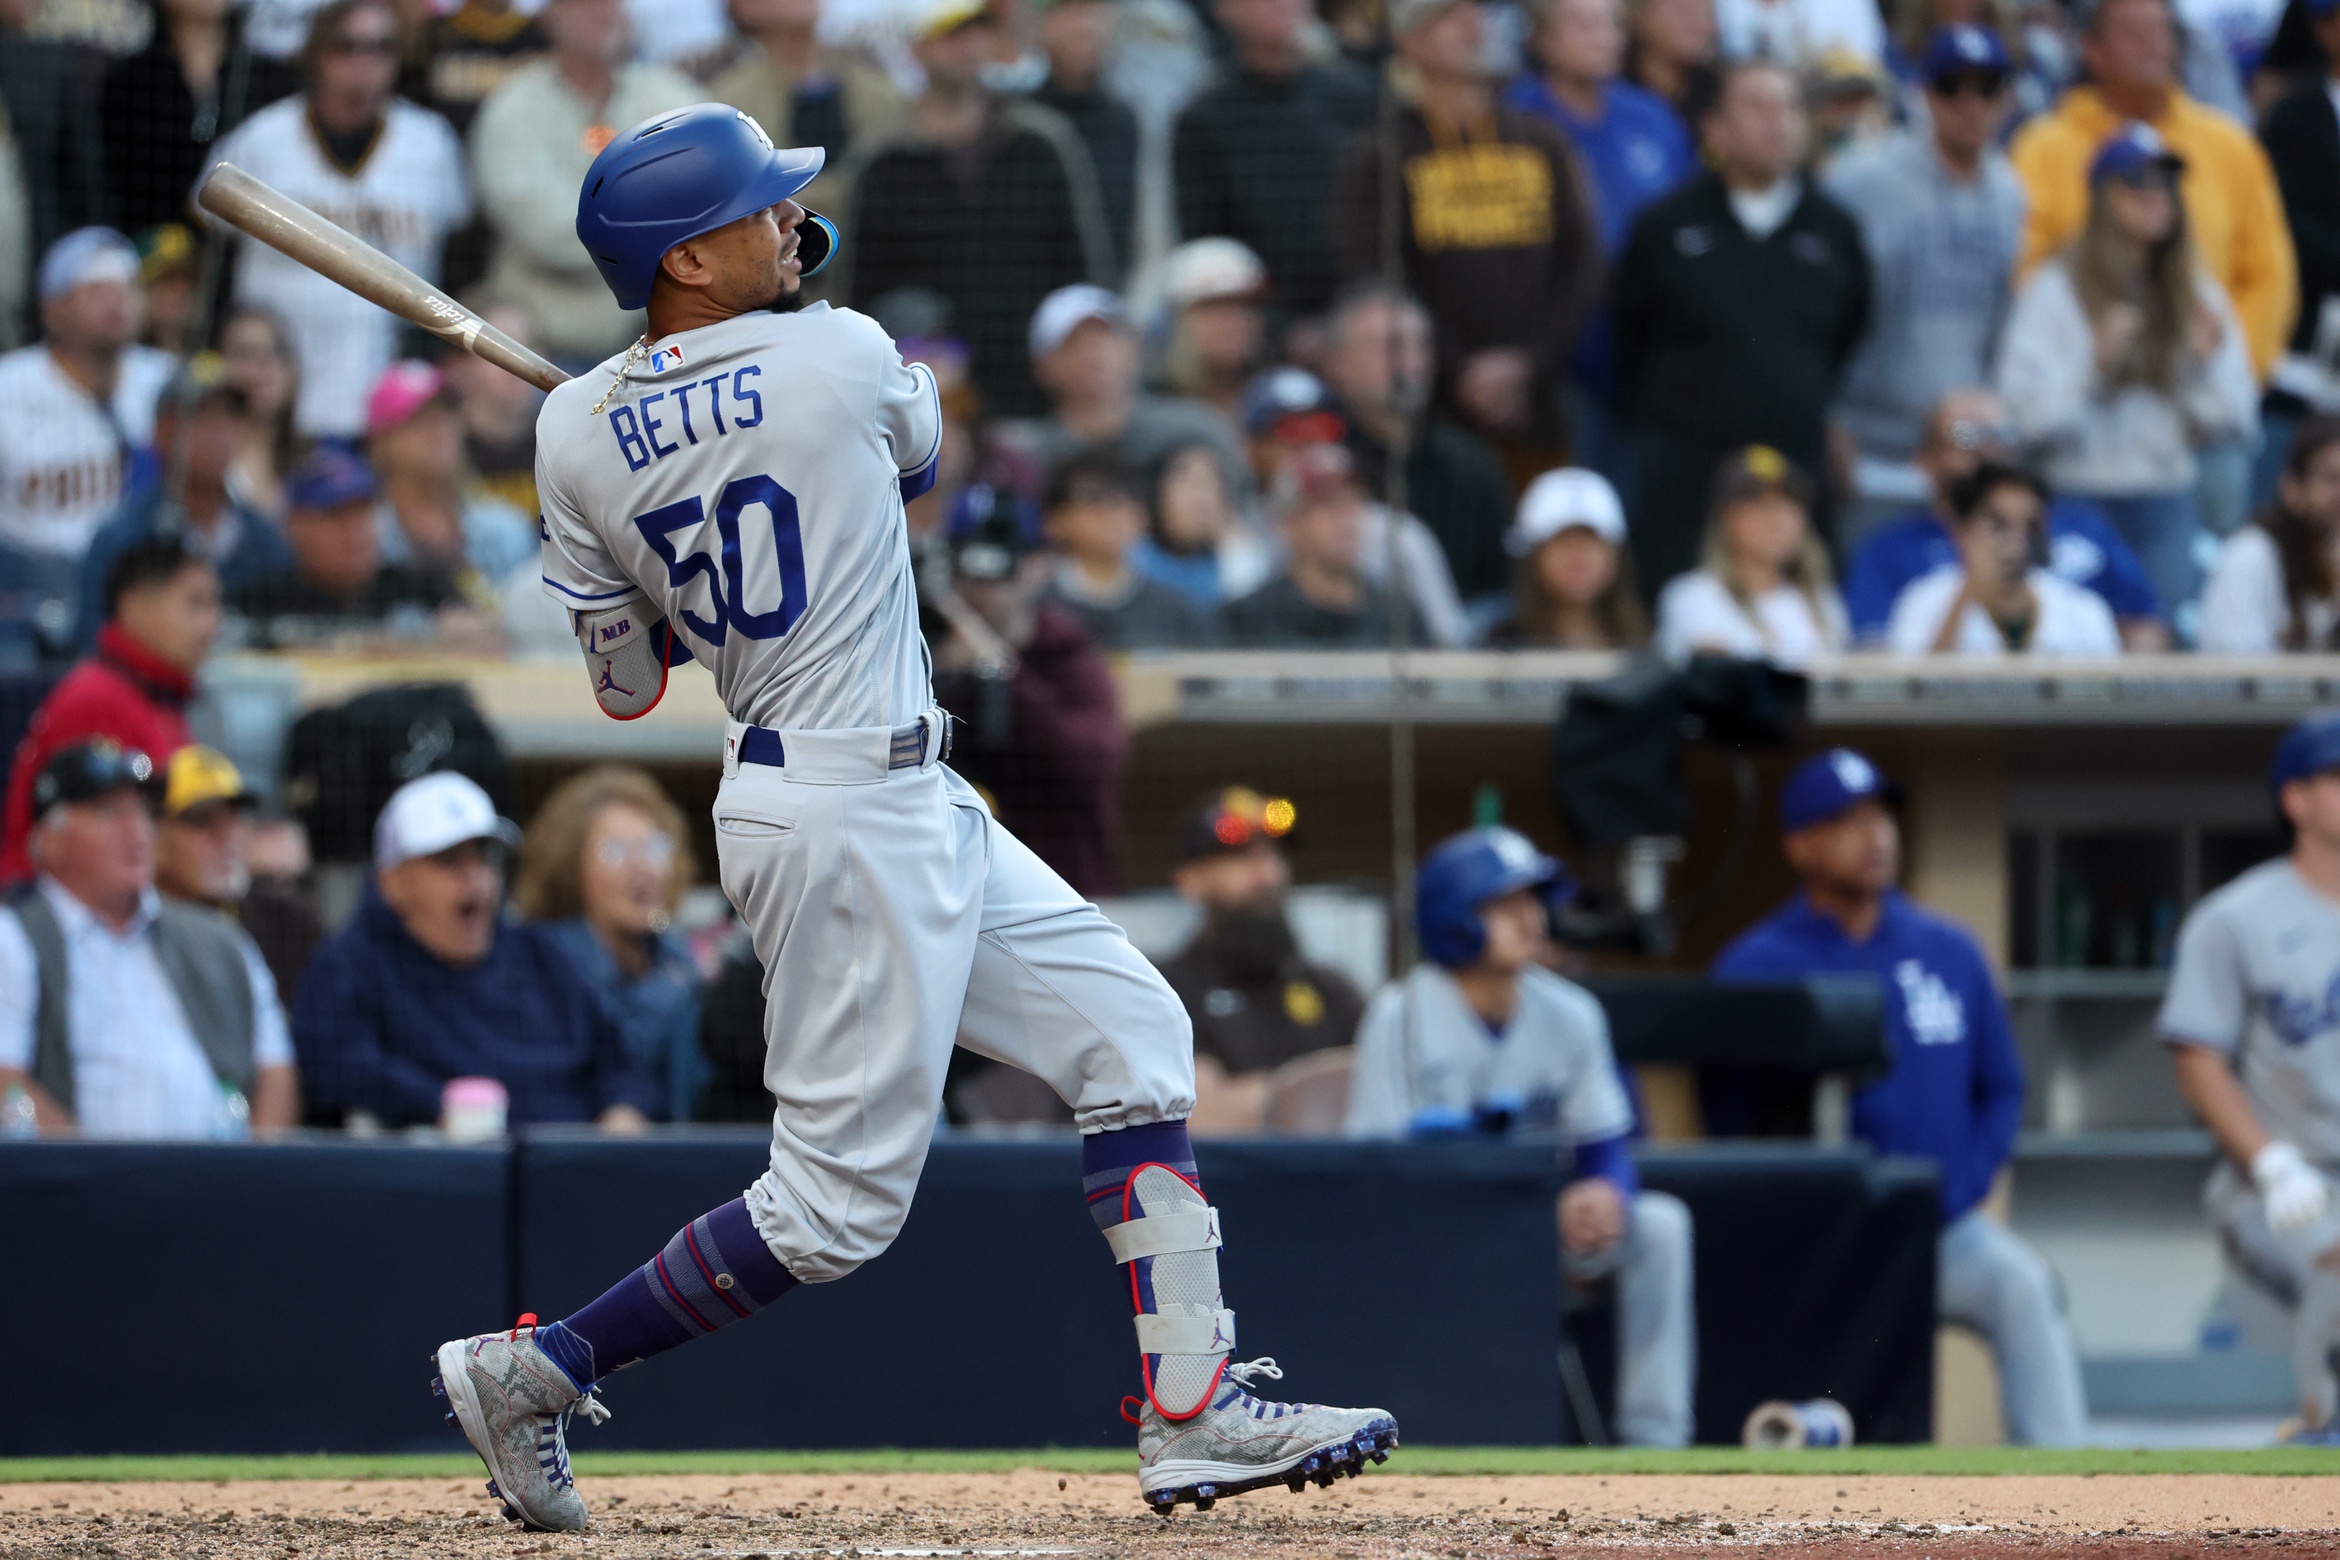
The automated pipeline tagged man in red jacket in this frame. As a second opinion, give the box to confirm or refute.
[2,536,220,884]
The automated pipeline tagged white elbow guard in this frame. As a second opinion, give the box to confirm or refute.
[576,601,672,720]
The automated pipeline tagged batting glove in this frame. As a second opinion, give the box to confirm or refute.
[2252,1140,2331,1235]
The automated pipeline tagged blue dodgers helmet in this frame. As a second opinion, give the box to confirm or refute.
[2272,711,2340,800]
[1415,826,1578,969]
[576,104,834,311]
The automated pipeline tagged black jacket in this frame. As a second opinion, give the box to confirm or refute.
[1611,171,1871,453]
[1174,60,1379,318]
[1033,79,1138,279]
[1341,409,1516,602]
[99,23,295,235]
[2265,79,2340,361]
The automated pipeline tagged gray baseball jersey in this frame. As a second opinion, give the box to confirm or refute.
[535,303,941,731]
[1345,963,1633,1142]
[2161,858,2340,1162]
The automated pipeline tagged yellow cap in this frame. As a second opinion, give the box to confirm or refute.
[163,746,253,819]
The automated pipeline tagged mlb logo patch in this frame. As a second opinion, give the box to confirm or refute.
[648,344,687,374]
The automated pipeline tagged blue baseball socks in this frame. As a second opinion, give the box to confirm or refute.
[533,1197,797,1391]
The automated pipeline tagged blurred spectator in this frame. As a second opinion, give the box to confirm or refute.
[1714,0,1883,67]
[699,0,908,223]
[1020,284,1248,496]
[1884,0,2065,126]
[1997,123,2258,631]
[1712,749,2088,1446]
[1826,26,2025,540]
[2009,0,2295,385]
[1,538,217,885]
[1654,444,1849,663]
[216,305,305,519]
[0,230,175,587]
[1153,237,1270,429]
[1033,0,1141,267]
[513,766,707,1124]
[1320,285,1516,609]
[1154,786,1363,1132]
[1486,466,1650,647]
[1625,0,1724,124]
[1845,389,2167,650]
[0,739,298,1139]
[99,0,295,236]
[1613,62,1870,595]
[0,0,108,311]
[2201,413,2340,650]
[365,359,534,599]
[293,771,653,1130]
[930,487,1126,894]
[2160,711,2340,1441]
[203,0,472,438]
[1332,0,1599,448]
[77,355,293,649]
[1884,461,2125,655]
[1507,0,1698,494]
[1173,0,1377,321]
[443,300,542,519]
[230,444,462,648]
[471,0,696,366]
[1135,436,1275,607]
[153,744,323,1008]
[1038,449,1219,648]
[695,932,771,1122]
[1348,826,1695,1448]
[0,89,27,350]
[410,0,550,137]
[1224,442,1431,646]
[134,223,201,358]
[2259,2,2340,502]
[239,811,325,1005]
[1804,47,1895,171]
[848,0,1113,418]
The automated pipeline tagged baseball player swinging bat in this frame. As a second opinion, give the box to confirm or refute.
[209,106,1394,1531]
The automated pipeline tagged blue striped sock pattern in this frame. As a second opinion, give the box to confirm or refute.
[539,1197,797,1387]
[1081,1119,1199,1231]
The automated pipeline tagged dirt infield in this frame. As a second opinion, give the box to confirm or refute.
[4,1472,2339,1557]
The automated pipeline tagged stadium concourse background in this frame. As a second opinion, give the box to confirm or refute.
[1,0,2335,1459]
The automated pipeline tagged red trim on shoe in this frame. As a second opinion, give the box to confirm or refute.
[1120,1395,1146,1427]
[510,1313,538,1340]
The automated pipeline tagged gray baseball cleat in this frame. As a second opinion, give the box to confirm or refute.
[1133,1357,1398,1514]
[432,1319,611,1532]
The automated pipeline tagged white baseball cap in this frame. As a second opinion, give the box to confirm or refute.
[373,772,521,871]
[1160,238,1267,309]
[1507,467,1627,556]
[1028,283,1127,359]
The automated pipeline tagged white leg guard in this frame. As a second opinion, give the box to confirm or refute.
[1103,1163,1233,1420]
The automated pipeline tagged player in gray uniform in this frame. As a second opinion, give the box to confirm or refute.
[2163,711,2340,1442]
[1346,827,1697,1446]
[426,106,1393,1531]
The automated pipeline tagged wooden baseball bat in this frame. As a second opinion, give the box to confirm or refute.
[196,162,570,392]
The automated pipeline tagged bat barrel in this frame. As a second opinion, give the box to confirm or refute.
[196,162,570,393]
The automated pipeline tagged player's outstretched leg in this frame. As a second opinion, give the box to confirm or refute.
[1084,1121,1398,1513]
[432,1198,797,1530]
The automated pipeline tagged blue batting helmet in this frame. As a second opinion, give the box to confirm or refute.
[576,104,835,312]
[2272,711,2340,799]
[1415,827,1577,969]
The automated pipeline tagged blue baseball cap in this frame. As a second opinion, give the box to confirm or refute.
[1921,24,2009,82]
[1780,748,1903,833]
[2271,712,2340,798]
[286,442,379,512]
[2090,121,2185,185]
[1239,366,1344,439]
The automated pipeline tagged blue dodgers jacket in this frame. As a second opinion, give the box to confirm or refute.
[1712,890,2025,1222]
[291,888,654,1128]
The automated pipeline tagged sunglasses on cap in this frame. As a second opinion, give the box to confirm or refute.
[1930,68,2008,97]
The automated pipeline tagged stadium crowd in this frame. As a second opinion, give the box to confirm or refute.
[14,0,2340,1447]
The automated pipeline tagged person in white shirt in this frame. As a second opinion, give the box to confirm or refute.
[1655,443,1849,664]
[470,0,700,365]
[2201,414,2340,653]
[0,230,175,575]
[0,741,297,1140]
[1885,461,2124,656]
[200,0,473,439]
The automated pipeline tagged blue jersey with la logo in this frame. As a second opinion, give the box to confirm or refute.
[1714,890,2025,1220]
